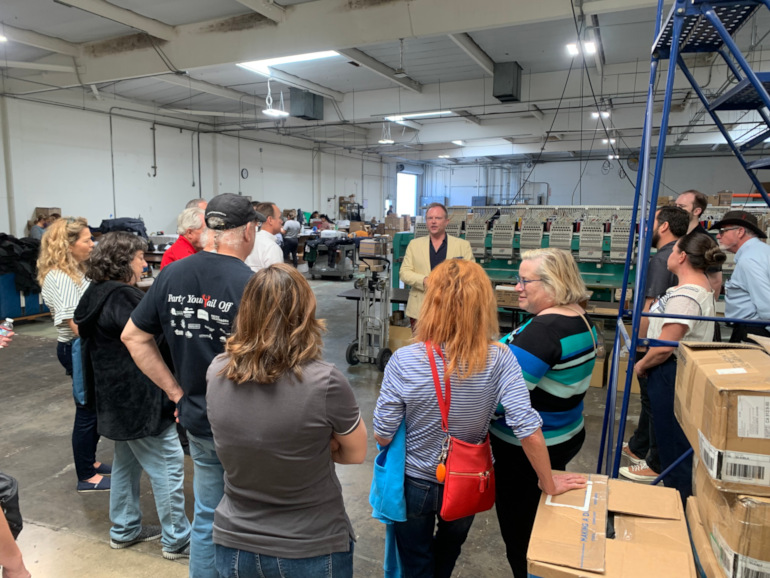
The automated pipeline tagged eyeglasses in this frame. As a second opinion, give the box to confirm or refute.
[515,277,543,286]
[716,227,740,235]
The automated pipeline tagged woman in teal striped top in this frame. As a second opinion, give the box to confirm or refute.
[490,248,597,578]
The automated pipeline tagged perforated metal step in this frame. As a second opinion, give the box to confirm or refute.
[709,72,770,110]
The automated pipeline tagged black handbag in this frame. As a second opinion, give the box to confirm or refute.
[0,472,23,539]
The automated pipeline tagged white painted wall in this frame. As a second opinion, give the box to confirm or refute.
[0,98,395,236]
[423,155,755,209]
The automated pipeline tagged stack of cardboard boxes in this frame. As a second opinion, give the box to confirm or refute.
[674,340,770,578]
[383,214,411,238]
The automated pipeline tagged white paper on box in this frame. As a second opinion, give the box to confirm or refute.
[715,367,748,375]
[722,451,770,486]
[736,556,770,578]
[698,431,720,479]
[737,395,770,439]
[710,527,736,578]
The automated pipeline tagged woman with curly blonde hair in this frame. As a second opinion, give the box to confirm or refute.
[206,264,367,578]
[38,217,110,493]
[373,259,585,577]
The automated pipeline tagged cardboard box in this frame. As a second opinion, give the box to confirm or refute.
[495,284,519,308]
[674,340,770,495]
[360,238,390,257]
[589,353,607,389]
[686,496,724,578]
[528,475,695,578]
[657,195,675,207]
[707,195,720,207]
[388,324,413,352]
[32,207,62,218]
[694,464,770,576]
[717,191,733,206]
[385,215,404,231]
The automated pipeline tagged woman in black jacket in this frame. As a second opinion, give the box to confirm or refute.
[74,232,191,560]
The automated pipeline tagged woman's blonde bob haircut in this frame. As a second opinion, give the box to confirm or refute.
[37,216,90,286]
[220,263,326,384]
[520,248,589,307]
[416,259,500,379]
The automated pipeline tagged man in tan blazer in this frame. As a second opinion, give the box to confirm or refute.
[400,203,475,328]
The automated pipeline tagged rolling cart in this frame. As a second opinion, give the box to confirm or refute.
[345,255,392,371]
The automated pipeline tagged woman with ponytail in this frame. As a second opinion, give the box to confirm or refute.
[634,229,726,502]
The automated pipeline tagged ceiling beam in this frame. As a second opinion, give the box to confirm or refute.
[4,0,657,94]
[0,61,76,73]
[337,48,422,93]
[1,24,81,57]
[455,110,482,125]
[448,33,494,76]
[234,0,286,23]
[56,0,176,41]
[157,74,256,104]
[262,69,344,102]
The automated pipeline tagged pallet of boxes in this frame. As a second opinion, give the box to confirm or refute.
[674,337,770,578]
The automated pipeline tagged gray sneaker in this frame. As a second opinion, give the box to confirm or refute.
[110,525,162,549]
[163,541,190,560]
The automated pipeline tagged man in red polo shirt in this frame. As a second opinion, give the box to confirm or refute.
[160,207,206,269]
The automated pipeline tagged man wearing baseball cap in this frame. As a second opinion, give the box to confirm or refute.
[122,193,259,576]
[710,210,770,342]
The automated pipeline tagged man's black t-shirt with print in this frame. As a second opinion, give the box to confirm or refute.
[131,251,253,438]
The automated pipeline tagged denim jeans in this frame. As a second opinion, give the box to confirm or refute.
[282,237,299,267]
[110,424,191,552]
[628,350,660,472]
[215,543,354,578]
[393,476,475,578]
[647,357,692,504]
[57,341,100,481]
[188,432,225,578]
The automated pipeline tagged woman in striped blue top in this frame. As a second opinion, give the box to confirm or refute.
[373,259,585,578]
[490,248,597,577]
[38,217,110,493]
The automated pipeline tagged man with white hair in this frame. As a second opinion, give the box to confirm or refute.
[160,207,206,270]
[186,198,207,210]
[122,193,258,577]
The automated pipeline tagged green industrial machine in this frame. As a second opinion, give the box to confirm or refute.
[391,231,633,304]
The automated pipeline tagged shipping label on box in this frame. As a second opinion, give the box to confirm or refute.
[693,463,770,575]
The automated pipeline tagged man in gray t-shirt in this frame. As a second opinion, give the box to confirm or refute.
[282,215,301,267]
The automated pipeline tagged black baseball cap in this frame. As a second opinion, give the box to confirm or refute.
[709,210,767,239]
[205,194,261,230]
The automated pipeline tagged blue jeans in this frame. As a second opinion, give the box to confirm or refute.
[57,341,100,481]
[647,357,692,504]
[110,424,191,552]
[188,432,225,578]
[215,543,354,578]
[393,476,475,578]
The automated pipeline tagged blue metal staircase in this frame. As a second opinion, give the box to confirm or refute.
[598,0,770,479]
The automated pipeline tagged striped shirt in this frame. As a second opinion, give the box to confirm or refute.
[373,342,542,483]
[41,269,90,343]
[491,314,596,447]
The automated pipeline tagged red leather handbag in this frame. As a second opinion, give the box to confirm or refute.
[427,342,496,522]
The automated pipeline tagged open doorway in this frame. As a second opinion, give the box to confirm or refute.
[393,172,417,216]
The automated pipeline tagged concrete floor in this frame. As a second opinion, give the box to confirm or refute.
[5,278,641,577]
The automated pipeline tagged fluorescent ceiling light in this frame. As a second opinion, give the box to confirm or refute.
[238,51,339,76]
[385,110,453,122]
[566,43,579,56]
[452,140,465,146]
[583,42,596,55]
[608,154,619,160]
[0,36,7,43]
[438,155,451,159]
[602,138,616,144]
[378,138,395,145]
[262,108,289,118]
[592,111,610,119]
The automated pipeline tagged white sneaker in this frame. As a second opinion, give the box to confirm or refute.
[622,442,646,466]
[619,462,658,482]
